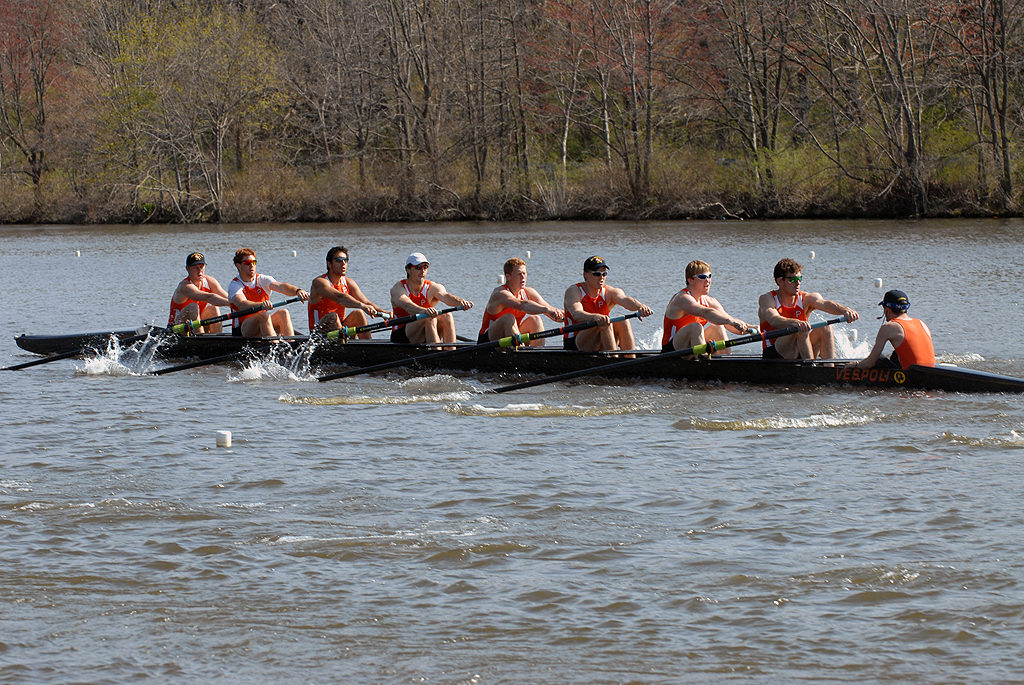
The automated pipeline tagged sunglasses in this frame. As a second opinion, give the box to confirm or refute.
[411,263,429,270]
[240,259,257,265]
[692,273,712,280]
[333,256,349,263]
[590,270,609,277]
[785,275,802,283]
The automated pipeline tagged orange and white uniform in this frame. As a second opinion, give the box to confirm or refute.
[479,286,529,336]
[228,273,274,332]
[168,276,213,326]
[308,274,349,331]
[661,289,711,347]
[760,290,807,349]
[392,279,433,329]
[892,318,935,368]
[565,283,610,341]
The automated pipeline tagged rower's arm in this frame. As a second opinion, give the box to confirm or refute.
[311,276,363,309]
[808,292,858,322]
[609,287,653,318]
[177,282,229,307]
[853,322,902,368]
[391,282,433,315]
[757,291,804,330]
[271,280,309,302]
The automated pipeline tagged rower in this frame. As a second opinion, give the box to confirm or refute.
[168,252,230,334]
[228,248,309,337]
[389,252,473,345]
[852,289,935,369]
[308,246,391,338]
[478,258,564,346]
[563,255,653,356]
[662,259,754,354]
[757,257,858,359]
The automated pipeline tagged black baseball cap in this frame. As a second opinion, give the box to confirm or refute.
[583,255,609,272]
[186,252,206,267]
[879,289,910,310]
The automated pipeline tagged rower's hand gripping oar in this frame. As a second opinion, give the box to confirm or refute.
[2,297,302,372]
[324,305,465,341]
[169,296,301,335]
[317,311,642,382]
[493,316,846,393]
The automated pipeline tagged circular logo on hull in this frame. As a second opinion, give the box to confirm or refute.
[894,371,906,384]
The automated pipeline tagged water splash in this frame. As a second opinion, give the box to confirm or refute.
[935,430,1024,449]
[938,352,985,365]
[835,327,871,358]
[281,391,476,406]
[674,409,877,431]
[448,402,653,417]
[74,330,166,376]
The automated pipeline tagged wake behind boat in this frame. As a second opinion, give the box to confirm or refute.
[12,328,1024,394]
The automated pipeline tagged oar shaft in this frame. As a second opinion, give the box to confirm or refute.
[497,312,641,348]
[327,305,464,340]
[493,316,845,393]
[2,331,151,371]
[317,311,642,382]
[172,296,301,334]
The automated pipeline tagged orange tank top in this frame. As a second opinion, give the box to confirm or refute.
[760,291,806,348]
[661,289,711,346]
[479,286,528,335]
[230,274,271,331]
[565,284,609,339]
[168,276,213,326]
[892,318,935,368]
[308,274,349,331]
[393,279,432,328]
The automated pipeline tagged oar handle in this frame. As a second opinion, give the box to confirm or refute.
[326,305,465,341]
[493,316,846,393]
[171,296,301,335]
[496,311,642,348]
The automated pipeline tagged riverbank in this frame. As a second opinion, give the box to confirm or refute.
[0,160,1010,226]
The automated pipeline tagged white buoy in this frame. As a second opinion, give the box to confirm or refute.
[75,250,81,257]
[809,250,815,259]
[526,250,531,259]
[875,278,883,288]
[291,250,297,257]
[216,430,232,448]
[497,274,505,284]
[850,329,859,341]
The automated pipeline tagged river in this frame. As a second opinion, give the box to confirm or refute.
[2,219,1023,683]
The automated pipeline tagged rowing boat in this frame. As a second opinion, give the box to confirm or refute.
[12,327,1024,393]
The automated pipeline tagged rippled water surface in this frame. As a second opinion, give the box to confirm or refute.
[2,219,1024,683]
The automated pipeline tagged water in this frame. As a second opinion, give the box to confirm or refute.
[2,219,1024,683]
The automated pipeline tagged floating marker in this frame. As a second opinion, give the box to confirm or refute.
[526,250,531,259]
[291,250,297,257]
[216,430,232,448]
[498,274,505,284]
[809,250,815,259]
[850,329,858,341]
[874,278,883,288]
[75,250,81,257]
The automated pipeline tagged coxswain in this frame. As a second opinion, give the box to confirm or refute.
[228,248,309,337]
[662,259,754,354]
[852,289,935,369]
[389,252,473,344]
[563,255,653,355]
[168,252,230,333]
[757,258,858,359]
[478,258,564,346]
[308,246,391,338]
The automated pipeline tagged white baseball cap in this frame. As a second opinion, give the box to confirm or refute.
[406,252,429,266]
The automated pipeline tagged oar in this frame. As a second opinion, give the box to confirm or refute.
[3,297,301,371]
[317,312,642,382]
[493,316,846,393]
[324,306,465,341]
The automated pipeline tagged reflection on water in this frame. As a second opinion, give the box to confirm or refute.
[2,219,1024,683]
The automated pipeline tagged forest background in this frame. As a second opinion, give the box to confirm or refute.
[1,0,1022,224]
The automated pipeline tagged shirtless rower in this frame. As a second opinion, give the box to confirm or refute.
[757,257,858,359]
[662,259,754,353]
[389,252,473,344]
[308,246,391,338]
[563,255,653,355]
[228,248,309,337]
[478,258,564,346]
[168,252,229,333]
[852,289,935,369]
